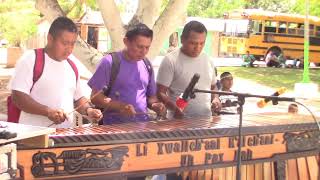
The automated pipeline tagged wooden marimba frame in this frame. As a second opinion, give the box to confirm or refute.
[16,112,320,180]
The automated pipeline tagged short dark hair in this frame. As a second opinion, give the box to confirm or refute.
[48,16,78,38]
[181,21,207,39]
[289,103,298,108]
[125,23,153,41]
[220,72,233,80]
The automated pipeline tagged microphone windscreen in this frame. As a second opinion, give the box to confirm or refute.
[176,97,188,111]
[257,87,287,108]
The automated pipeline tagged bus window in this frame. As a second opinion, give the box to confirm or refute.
[288,22,298,34]
[264,21,277,33]
[297,23,304,35]
[249,20,262,34]
[316,26,320,37]
[224,19,249,37]
[278,22,287,34]
[309,24,315,36]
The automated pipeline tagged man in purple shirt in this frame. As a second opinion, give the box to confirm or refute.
[88,23,165,124]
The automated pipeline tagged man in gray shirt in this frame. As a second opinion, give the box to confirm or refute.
[157,21,221,119]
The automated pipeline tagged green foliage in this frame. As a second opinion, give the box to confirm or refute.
[0,0,33,13]
[0,0,39,47]
[187,0,320,18]
[187,0,246,18]
[246,0,293,13]
[58,0,98,19]
[289,0,320,17]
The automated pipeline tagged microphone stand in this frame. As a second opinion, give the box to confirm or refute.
[191,89,295,180]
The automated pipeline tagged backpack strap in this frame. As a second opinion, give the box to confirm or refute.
[66,58,79,82]
[104,52,121,96]
[31,48,45,91]
[104,53,153,97]
[31,48,78,92]
[142,58,153,76]
[142,58,153,87]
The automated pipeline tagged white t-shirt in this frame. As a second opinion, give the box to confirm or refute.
[9,50,83,128]
[157,49,216,119]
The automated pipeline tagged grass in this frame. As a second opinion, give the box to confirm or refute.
[217,67,320,91]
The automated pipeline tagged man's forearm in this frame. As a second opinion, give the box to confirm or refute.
[211,85,219,101]
[74,97,93,115]
[158,92,178,111]
[91,91,127,112]
[12,90,49,116]
[147,96,160,109]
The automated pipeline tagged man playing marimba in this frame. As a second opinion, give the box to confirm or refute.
[9,17,102,128]
[157,21,221,119]
[88,23,166,125]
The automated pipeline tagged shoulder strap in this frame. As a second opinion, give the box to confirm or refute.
[142,58,153,76]
[105,52,121,96]
[105,54,153,96]
[31,49,79,92]
[31,48,45,91]
[66,58,79,82]
[142,58,153,86]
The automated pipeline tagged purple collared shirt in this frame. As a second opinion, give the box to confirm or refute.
[88,51,156,124]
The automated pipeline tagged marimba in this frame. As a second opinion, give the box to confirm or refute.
[16,112,320,180]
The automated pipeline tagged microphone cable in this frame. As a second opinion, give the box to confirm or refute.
[294,101,320,131]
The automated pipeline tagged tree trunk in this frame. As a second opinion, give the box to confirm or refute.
[35,0,102,72]
[36,0,191,72]
[96,0,125,52]
[35,0,65,22]
[132,0,162,28]
[147,0,191,59]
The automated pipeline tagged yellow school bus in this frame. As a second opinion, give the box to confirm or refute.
[220,9,320,63]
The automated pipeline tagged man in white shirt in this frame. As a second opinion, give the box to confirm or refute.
[9,17,101,128]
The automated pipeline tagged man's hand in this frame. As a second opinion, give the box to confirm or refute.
[151,102,166,117]
[211,97,222,114]
[86,108,103,124]
[119,104,136,117]
[47,108,66,124]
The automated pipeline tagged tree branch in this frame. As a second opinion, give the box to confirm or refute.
[35,0,102,72]
[35,0,65,22]
[131,0,162,28]
[64,0,80,16]
[147,0,191,59]
[96,0,125,51]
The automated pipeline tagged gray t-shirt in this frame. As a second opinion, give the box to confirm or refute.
[157,49,216,119]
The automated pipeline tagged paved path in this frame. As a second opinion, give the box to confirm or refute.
[234,77,320,117]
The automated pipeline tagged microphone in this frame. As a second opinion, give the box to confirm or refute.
[257,87,287,108]
[176,73,200,110]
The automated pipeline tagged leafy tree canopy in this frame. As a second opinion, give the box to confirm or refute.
[58,0,98,19]
[187,0,246,18]
[289,0,320,17]
[187,0,320,18]
[0,0,39,47]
